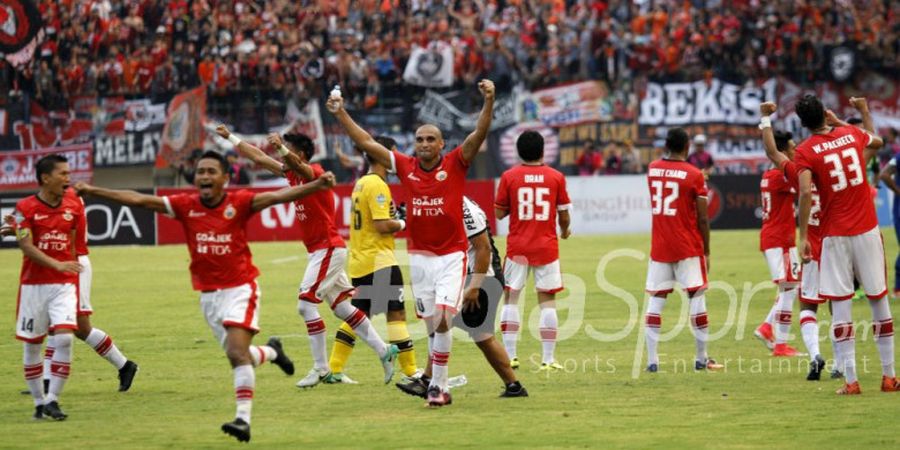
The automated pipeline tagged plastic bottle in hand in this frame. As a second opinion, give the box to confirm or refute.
[330,85,342,100]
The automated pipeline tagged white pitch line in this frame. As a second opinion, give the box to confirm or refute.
[271,255,301,265]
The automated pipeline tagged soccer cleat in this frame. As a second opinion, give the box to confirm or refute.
[323,372,358,384]
[425,386,452,407]
[772,343,803,357]
[695,358,724,371]
[266,337,295,376]
[538,362,564,372]
[646,363,658,373]
[510,358,519,370]
[380,344,400,384]
[831,369,844,379]
[753,323,775,350]
[880,376,900,392]
[296,368,330,388]
[32,405,44,420]
[806,355,826,381]
[221,418,251,442]
[396,376,429,398]
[42,401,67,421]
[836,381,861,395]
[499,382,528,398]
[118,361,139,392]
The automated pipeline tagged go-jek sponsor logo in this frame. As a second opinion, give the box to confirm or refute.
[195,232,233,255]
[411,196,445,217]
[38,231,70,251]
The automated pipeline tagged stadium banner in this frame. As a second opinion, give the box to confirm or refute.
[416,89,518,136]
[0,0,44,68]
[515,81,615,128]
[0,142,93,190]
[157,86,207,169]
[156,180,497,245]
[279,99,327,162]
[638,78,777,174]
[402,41,455,88]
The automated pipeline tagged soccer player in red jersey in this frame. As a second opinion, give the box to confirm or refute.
[753,131,803,358]
[75,151,328,441]
[11,154,83,421]
[643,128,722,373]
[329,79,495,407]
[215,125,398,389]
[494,130,571,371]
[758,102,838,381]
[790,94,898,394]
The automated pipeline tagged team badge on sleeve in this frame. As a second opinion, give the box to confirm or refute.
[376,193,386,206]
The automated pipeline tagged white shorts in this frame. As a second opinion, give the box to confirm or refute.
[299,247,355,306]
[800,260,823,304]
[819,226,887,301]
[763,247,800,287]
[645,256,708,295]
[77,255,93,316]
[16,283,78,343]
[503,257,564,294]
[410,252,467,318]
[200,281,261,347]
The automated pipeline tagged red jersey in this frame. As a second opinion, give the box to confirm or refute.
[759,168,796,251]
[64,189,89,256]
[646,159,708,263]
[15,194,81,285]
[393,146,469,255]
[494,164,571,266]
[781,160,824,260]
[795,125,876,237]
[163,191,260,291]
[286,164,345,252]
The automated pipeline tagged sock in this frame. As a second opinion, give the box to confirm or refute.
[690,295,709,362]
[539,307,558,364]
[42,336,54,383]
[645,296,665,365]
[329,321,357,374]
[764,295,778,324]
[870,297,895,378]
[233,365,254,424]
[774,288,796,344]
[84,328,128,370]
[23,343,44,406]
[799,310,820,360]
[830,330,840,373]
[249,345,277,367]
[46,333,73,403]
[831,300,857,384]
[430,330,452,391]
[500,304,520,359]
[333,301,387,357]
[388,321,417,376]
[298,301,328,371]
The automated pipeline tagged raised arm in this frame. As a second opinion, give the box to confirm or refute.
[215,125,284,176]
[880,163,900,195]
[326,95,393,169]
[849,97,885,162]
[74,182,169,212]
[250,172,336,212]
[759,102,788,167]
[461,79,495,162]
[268,133,316,181]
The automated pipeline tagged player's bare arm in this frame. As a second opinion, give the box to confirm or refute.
[215,124,283,176]
[16,227,81,274]
[0,214,16,237]
[558,209,571,239]
[696,196,710,272]
[849,97,885,162]
[74,182,169,213]
[759,102,788,167]
[463,231,491,312]
[374,201,406,234]
[879,164,900,195]
[494,206,509,220]
[267,133,316,181]
[797,170,814,263]
[327,94,393,169]
[460,79,495,162]
[250,171,336,212]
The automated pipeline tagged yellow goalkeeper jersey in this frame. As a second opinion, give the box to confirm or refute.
[348,173,398,278]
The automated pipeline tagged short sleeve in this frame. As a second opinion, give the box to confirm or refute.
[462,198,487,238]
[450,146,470,170]
[367,181,393,221]
[557,172,571,210]
[163,194,188,219]
[695,172,709,198]
[494,174,510,210]
[235,190,257,219]
[850,125,874,149]
[13,203,31,232]
[794,148,813,173]
[392,150,413,178]
[311,163,325,178]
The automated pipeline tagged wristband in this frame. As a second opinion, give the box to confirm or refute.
[397,219,406,231]
[277,144,291,157]
[227,134,241,146]
[758,116,772,129]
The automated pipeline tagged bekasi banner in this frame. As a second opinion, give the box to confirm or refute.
[0,143,92,190]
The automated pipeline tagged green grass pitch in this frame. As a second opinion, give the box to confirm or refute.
[2,230,899,448]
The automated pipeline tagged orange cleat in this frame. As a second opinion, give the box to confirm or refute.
[836,381,861,395]
[772,343,803,357]
[881,376,900,392]
[754,323,775,350]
